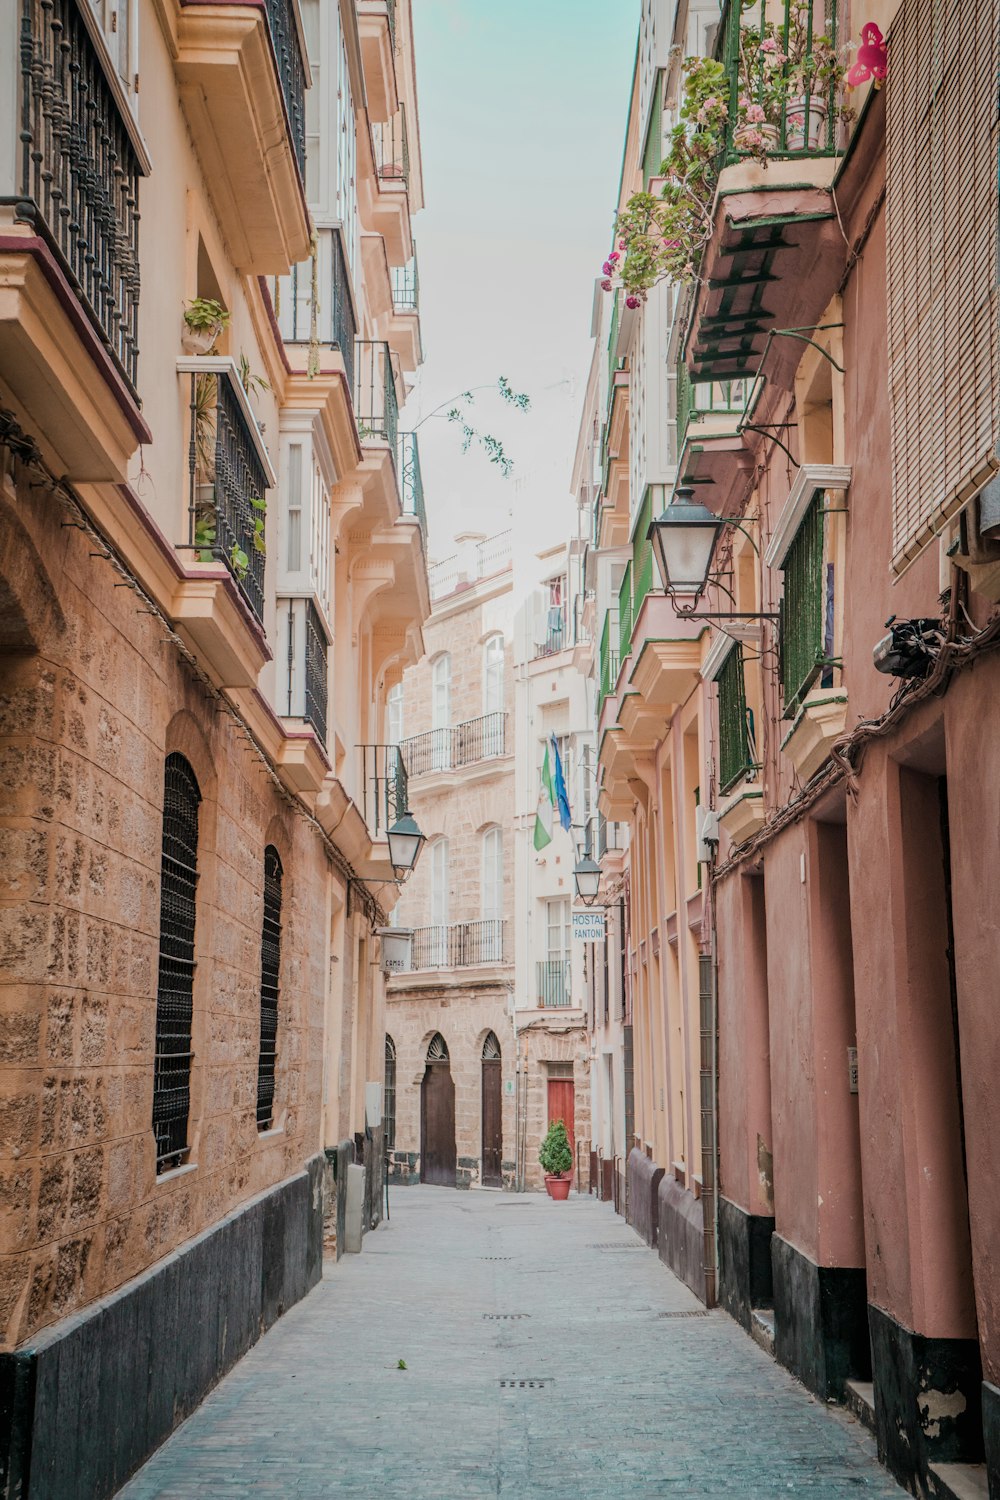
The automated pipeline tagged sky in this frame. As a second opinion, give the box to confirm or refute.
[403,0,637,567]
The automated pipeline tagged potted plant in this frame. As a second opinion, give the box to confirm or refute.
[182,297,230,355]
[539,1119,573,1200]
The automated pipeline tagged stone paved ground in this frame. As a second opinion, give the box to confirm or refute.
[118,1186,905,1499]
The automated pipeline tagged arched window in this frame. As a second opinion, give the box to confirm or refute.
[429,838,449,965]
[154,753,202,1173]
[426,1032,449,1061]
[483,634,504,716]
[482,1031,501,1060]
[386,682,403,746]
[481,826,503,962]
[256,846,283,1131]
[431,653,451,769]
[384,1035,397,1151]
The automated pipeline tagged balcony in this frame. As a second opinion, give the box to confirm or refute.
[358,743,409,840]
[170,0,310,272]
[355,340,399,450]
[409,920,507,971]
[400,712,507,777]
[398,432,427,539]
[358,0,399,122]
[597,814,626,859]
[428,530,513,601]
[272,229,357,393]
[368,108,412,264]
[278,598,330,743]
[536,959,572,1008]
[599,611,620,709]
[676,366,754,517]
[389,251,422,370]
[532,605,568,660]
[0,0,151,480]
[392,253,420,314]
[684,0,849,388]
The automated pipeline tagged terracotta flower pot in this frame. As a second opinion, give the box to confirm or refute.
[545,1173,572,1201]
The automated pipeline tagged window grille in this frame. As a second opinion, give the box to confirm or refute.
[384,1035,397,1151]
[153,754,201,1172]
[304,601,328,747]
[717,644,754,793]
[256,846,283,1130]
[426,1032,449,1062]
[482,1031,501,1061]
[779,491,825,714]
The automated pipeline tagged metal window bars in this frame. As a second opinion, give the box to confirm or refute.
[18,0,142,388]
[780,490,826,713]
[304,600,329,747]
[398,431,426,537]
[372,106,409,184]
[537,958,572,1007]
[384,1035,396,1151]
[618,564,633,664]
[599,610,620,707]
[717,643,756,793]
[392,250,419,313]
[358,744,409,837]
[263,0,307,174]
[408,920,507,971]
[186,368,269,625]
[153,755,201,1172]
[719,0,840,163]
[399,711,506,776]
[354,340,399,449]
[256,846,283,1131]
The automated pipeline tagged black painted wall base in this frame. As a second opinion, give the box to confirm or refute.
[626,1148,664,1248]
[983,1379,1000,1500]
[0,1156,324,1500]
[657,1176,707,1302]
[718,1196,775,1332]
[771,1234,870,1400]
[869,1302,983,1494]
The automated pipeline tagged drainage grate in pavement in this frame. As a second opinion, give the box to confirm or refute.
[499,1378,552,1389]
[657,1310,711,1319]
[483,1313,531,1320]
[589,1242,645,1251]
[480,1256,512,1261]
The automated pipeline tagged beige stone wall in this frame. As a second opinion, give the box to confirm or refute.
[0,470,329,1351]
[519,1027,592,1193]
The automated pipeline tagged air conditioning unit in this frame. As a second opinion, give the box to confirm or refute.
[696,805,720,862]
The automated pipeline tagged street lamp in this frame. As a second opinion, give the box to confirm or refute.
[573,852,603,907]
[386,811,426,878]
[647,486,725,604]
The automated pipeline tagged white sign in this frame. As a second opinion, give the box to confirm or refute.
[572,909,605,942]
[503,1079,516,1097]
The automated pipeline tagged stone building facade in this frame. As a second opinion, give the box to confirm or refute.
[0,0,430,1490]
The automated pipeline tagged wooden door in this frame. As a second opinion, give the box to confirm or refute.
[420,1061,456,1186]
[547,1077,575,1151]
[481,1059,502,1187]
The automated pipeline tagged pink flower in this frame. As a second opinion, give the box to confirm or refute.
[625,295,640,309]
[602,261,612,275]
[608,250,620,263]
[601,278,613,291]
[739,94,750,108]
[704,96,719,109]
[662,237,681,249]
[618,239,627,250]
[745,103,767,123]
[761,36,779,52]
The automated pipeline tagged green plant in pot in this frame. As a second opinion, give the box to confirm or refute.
[539,1119,573,1200]
[182,297,231,355]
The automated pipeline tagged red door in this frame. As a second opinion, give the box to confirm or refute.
[547,1078,575,1152]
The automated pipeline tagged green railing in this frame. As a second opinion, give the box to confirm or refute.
[618,564,632,664]
[642,70,664,187]
[631,489,654,631]
[719,0,840,164]
[607,290,621,390]
[717,643,754,793]
[398,432,426,538]
[600,609,620,707]
[676,360,692,450]
[780,490,826,713]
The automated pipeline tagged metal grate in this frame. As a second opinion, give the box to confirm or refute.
[18,0,143,389]
[263,0,307,173]
[481,1256,511,1262]
[256,846,283,1131]
[658,1309,711,1319]
[780,490,825,714]
[426,1032,449,1062]
[483,1313,530,1321]
[482,1031,502,1061]
[153,755,201,1172]
[500,1378,552,1389]
[589,1242,645,1251]
[303,601,328,747]
[409,920,507,971]
[384,1034,396,1152]
[717,643,754,793]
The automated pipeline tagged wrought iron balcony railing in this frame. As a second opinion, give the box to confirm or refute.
[597,813,625,858]
[719,0,841,164]
[537,958,572,1008]
[358,744,409,838]
[398,432,426,537]
[263,0,307,175]
[184,363,271,625]
[304,601,329,747]
[532,607,568,660]
[372,106,409,184]
[409,919,507,971]
[17,0,142,388]
[400,712,506,777]
[271,229,357,392]
[392,251,419,313]
[355,340,399,449]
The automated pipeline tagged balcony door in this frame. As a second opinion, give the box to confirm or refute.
[481,827,503,962]
[429,838,449,966]
[544,897,571,1005]
[431,652,451,770]
[483,635,504,756]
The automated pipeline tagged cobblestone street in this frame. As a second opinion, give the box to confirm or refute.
[118,1187,904,1498]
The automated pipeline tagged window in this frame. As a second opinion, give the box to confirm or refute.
[153,754,201,1173]
[384,1035,397,1151]
[256,847,283,1131]
[482,828,503,920]
[431,653,451,769]
[780,492,827,714]
[89,0,135,91]
[430,838,449,964]
[546,897,571,959]
[717,644,755,794]
[386,682,403,746]
[538,898,571,1009]
[483,634,504,716]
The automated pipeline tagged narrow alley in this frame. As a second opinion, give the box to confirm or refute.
[118,1189,904,1499]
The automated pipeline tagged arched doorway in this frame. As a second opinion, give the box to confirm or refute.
[481,1032,503,1187]
[420,1034,456,1187]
